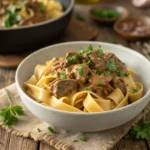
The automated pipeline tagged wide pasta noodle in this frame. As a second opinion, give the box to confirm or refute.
[24,47,144,113]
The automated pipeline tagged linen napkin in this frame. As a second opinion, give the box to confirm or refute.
[0,84,149,150]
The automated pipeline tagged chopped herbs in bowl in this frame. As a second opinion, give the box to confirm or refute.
[90,5,128,23]
[91,9,121,19]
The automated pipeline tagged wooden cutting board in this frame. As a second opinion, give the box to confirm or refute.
[0,18,98,68]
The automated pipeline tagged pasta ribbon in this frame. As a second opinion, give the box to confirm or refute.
[34,65,47,80]
[50,96,82,112]
[83,93,104,112]
[107,88,124,105]
[36,76,56,87]
[25,83,50,104]
[129,82,143,103]
[115,91,129,109]
[25,75,37,85]
[124,75,136,92]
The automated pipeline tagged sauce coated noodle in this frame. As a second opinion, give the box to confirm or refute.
[24,45,143,112]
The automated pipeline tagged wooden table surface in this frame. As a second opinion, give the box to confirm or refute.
[0,0,150,150]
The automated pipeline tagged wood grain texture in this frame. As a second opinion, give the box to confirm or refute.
[40,142,56,150]
[0,0,150,150]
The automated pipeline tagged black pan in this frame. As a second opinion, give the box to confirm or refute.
[0,0,74,54]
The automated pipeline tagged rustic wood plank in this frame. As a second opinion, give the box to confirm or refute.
[40,142,56,150]
[0,127,11,150]
[5,134,38,150]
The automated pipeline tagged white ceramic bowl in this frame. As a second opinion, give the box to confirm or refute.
[16,41,150,132]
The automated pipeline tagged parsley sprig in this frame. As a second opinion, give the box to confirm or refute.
[106,58,117,71]
[125,108,150,140]
[77,65,84,76]
[0,88,24,126]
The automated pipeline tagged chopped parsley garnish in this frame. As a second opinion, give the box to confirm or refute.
[117,70,124,77]
[96,45,103,55]
[48,126,54,133]
[124,72,129,77]
[133,87,138,93]
[40,2,46,12]
[125,108,150,140]
[72,139,78,142]
[2,6,22,28]
[106,58,117,71]
[44,87,47,90]
[80,136,87,141]
[97,81,103,86]
[102,71,110,76]
[0,89,24,126]
[77,65,84,76]
[86,60,91,65]
[67,55,77,63]
[60,73,66,80]
[96,71,101,75]
[37,128,41,132]
[79,44,93,55]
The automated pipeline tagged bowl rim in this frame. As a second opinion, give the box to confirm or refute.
[0,0,74,31]
[16,41,150,116]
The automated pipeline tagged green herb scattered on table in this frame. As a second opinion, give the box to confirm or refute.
[37,128,41,132]
[80,136,87,141]
[48,126,54,133]
[106,40,118,44]
[91,8,121,19]
[0,88,24,126]
[72,139,78,142]
[125,108,150,140]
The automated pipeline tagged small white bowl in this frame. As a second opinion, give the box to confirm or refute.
[16,41,150,132]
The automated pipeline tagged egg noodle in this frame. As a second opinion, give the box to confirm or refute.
[24,45,143,112]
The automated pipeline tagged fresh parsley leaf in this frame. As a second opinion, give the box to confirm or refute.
[72,139,78,142]
[125,108,150,140]
[96,45,103,55]
[37,128,41,132]
[0,105,24,126]
[80,136,87,141]
[97,81,103,86]
[60,73,66,80]
[124,72,129,77]
[77,65,84,76]
[67,55,77,63]
[48,126,54,133]
[106,58,117,71]
[0,89,24,126]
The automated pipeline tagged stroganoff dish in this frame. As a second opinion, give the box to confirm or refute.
[24,45,143,112]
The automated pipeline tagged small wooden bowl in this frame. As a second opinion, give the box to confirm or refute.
[89,5,129,24]
[114,16,150,41]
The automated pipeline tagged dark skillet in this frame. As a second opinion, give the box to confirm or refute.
[0,0,74,54]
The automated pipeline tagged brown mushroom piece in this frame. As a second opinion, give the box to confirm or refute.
[88,51,106,72]
[111,76,127,95]
[50,79,79,98]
